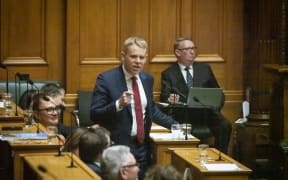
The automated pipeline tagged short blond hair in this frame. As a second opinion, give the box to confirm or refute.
[122,36,147,53]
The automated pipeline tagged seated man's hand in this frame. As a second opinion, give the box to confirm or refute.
[168,94,180,104]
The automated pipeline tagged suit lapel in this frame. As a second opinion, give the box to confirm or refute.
[117,67,133,117]
[171,64,188,92]
[192,62,201,87]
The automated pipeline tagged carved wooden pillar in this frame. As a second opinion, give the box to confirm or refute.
[280,0,288,64]
[264,65,288,141]
[263,0,288,143]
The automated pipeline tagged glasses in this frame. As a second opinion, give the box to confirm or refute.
[121,163,139,169]
[38,106,61,114]
[177,46,197,51]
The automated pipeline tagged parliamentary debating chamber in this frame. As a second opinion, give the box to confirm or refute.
[0,0,288,180]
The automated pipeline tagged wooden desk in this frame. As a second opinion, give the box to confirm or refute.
[150,122,170,133]
[22,152,100,180]
[171,148,252,180]
[0,123,59,180]
[150,133,200,165]
[0,100,24,117]
[0,115,24,123]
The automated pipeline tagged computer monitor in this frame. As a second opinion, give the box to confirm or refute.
[186,87,223,109]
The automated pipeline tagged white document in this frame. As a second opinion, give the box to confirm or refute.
[150,133,194,140]
[203,163,240,171]
[151,125,169,131]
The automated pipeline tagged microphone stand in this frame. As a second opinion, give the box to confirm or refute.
[55,135,63,157]
[0,63,8,93]
[14,74,18,116]
[216,151,223,161]
[28,79,40,133]
[171,87,189,140]
[184,103,189,140]
[15,73,30,116]
[42,95,65,157]
[67,120,77,168]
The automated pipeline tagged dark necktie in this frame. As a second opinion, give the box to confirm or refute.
[185,66,193,87]
[132,76,144,143]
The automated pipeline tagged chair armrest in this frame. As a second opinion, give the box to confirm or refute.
[71,110,80,127]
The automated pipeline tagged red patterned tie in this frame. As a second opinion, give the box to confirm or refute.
[132,76,144,143]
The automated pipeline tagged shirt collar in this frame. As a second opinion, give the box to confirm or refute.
[178,62,192,71]
[122,65,140,81]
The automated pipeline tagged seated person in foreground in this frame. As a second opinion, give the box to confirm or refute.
[78,126,111,175]
[101,145,139,180]
[32,93,73,138]
[160,37,231,153]
[62,127,88,156]
[144,164,182,180]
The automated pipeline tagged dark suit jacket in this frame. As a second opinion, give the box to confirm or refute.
[160,62,224,109]
[90,66,177,145]
[57,123,75,138]
[86,162,101,175]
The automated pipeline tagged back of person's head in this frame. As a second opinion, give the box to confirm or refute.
[94,126,111,146]
[19,89,37,110]
[78,127,109,163]
[101,145,138,180]
[144,165,182,180]
[62,127,88,155]
[40,83,64,97]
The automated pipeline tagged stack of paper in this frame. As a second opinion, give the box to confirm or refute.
[150,133,194,140]
[203,163,240,171]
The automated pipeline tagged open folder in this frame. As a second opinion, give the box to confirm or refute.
[186,87,223,109]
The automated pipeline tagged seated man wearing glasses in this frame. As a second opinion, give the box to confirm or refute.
[32,93,73,138]
[101,145,139,180]
[160,37,231,153]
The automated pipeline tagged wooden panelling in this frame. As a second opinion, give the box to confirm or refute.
[120,0,150,45]
[1,0,44,61]
[0,0,65,84]
[67,0,243,95]
[150,0,178,56]
[0,0,245,133]
[80,0,119,61]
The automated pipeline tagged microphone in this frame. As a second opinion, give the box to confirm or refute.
[192,96,215,110]
[14,73,30,116]
[27,79,40,93]
[55,134,64,156]
[170,87,189,140]
[38,95,53,134]
[216,151,223,161]
[42,96,67,158]
[0,62,8,94]
[16,73,30,81]
[0,62,6,69]
[171,87,187,100]
[37,165,57,180]
[27,79,41,133]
